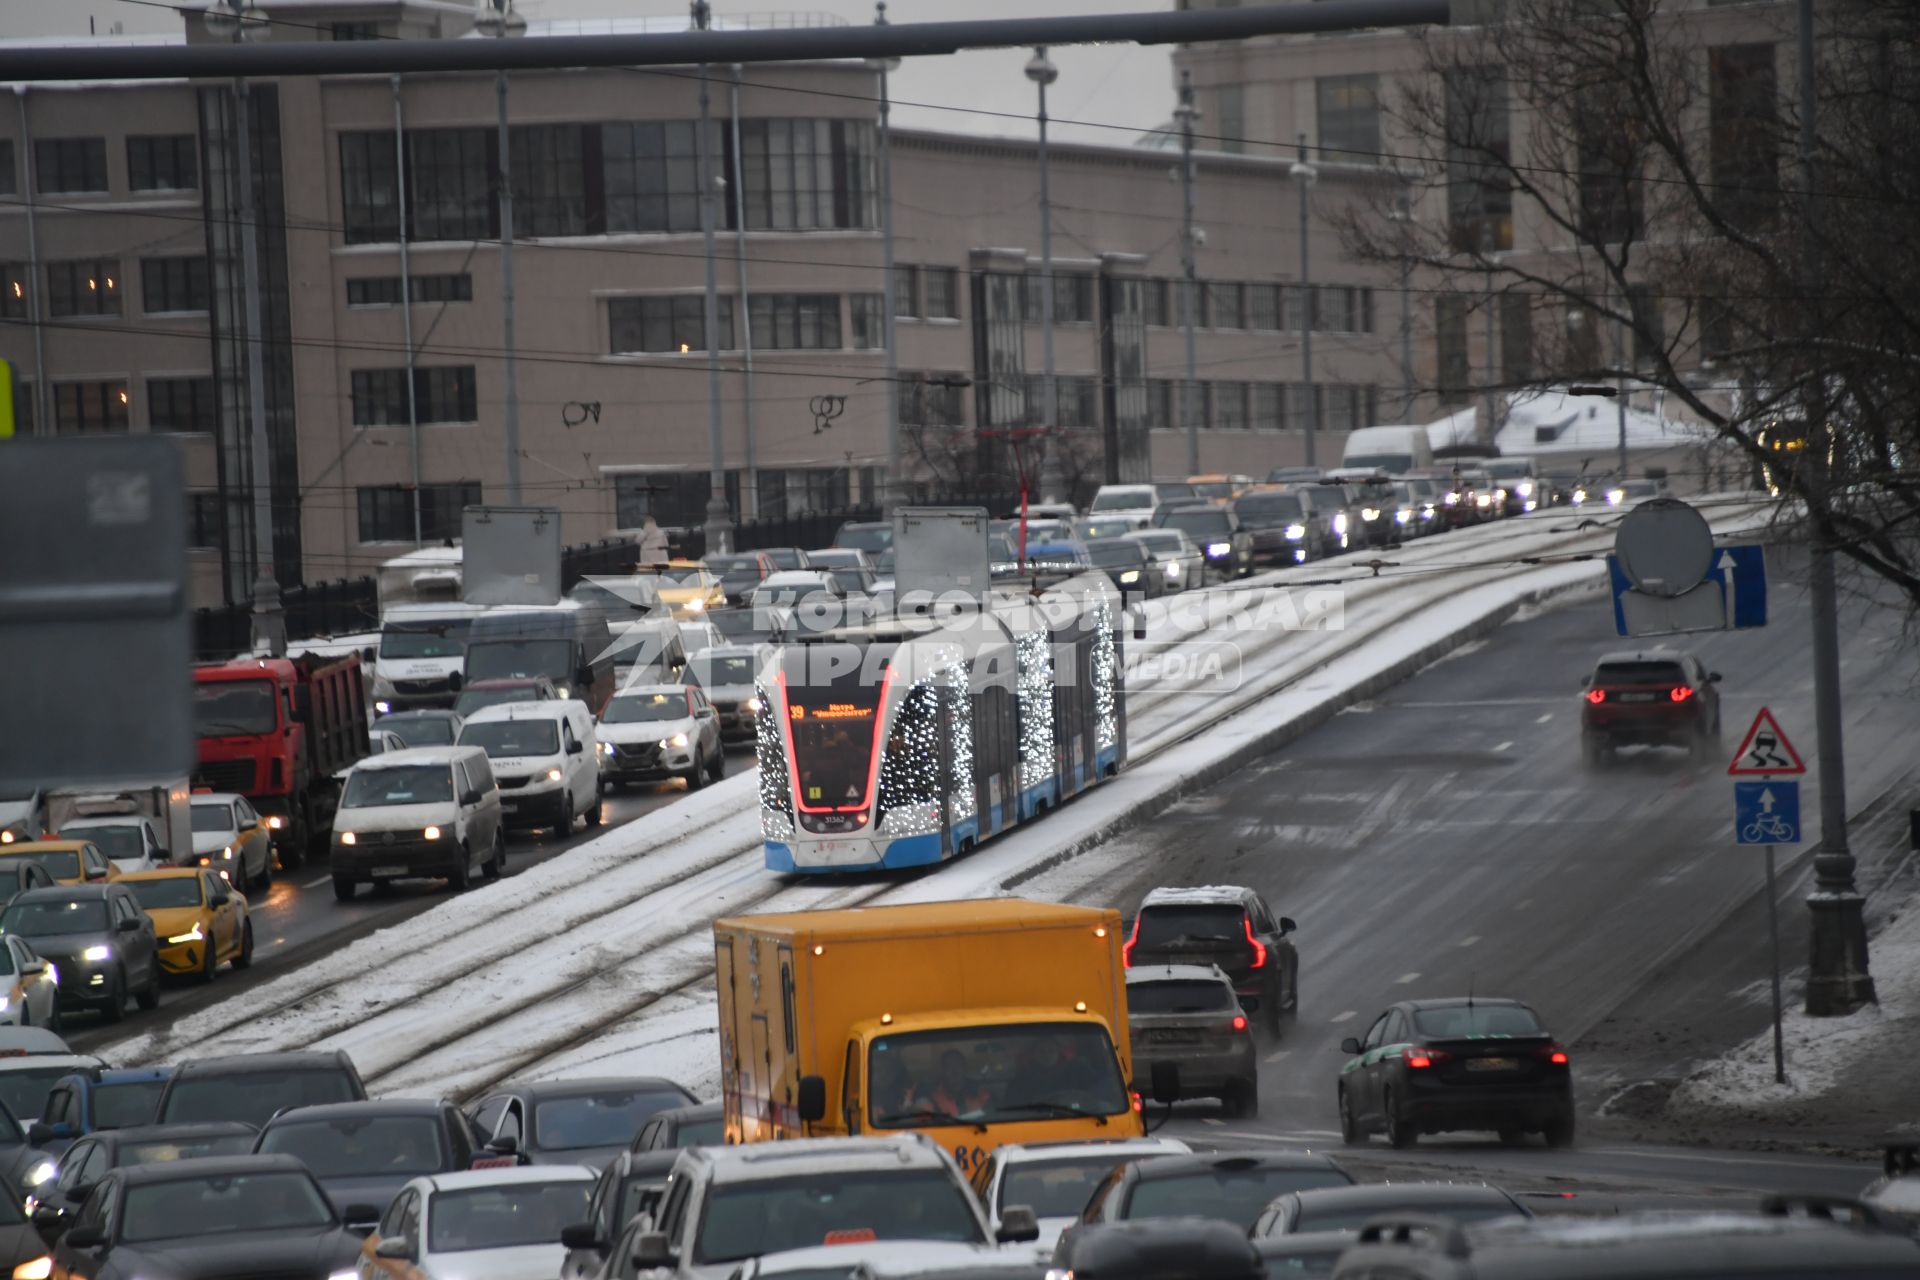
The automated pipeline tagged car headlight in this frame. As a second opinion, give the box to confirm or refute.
[339,830,357,845]
[1476,494,1491,507]
[1205,542,1231,557]
[266,815,283,830]
[1333,513,1348,533]
[23,1162,53,1188]
[82,946,110,963]
[1395,509,1410,524]
[1572,488,1587,504]
[599,740,616,757]
[686,598,705,613]
[1120,570,1140,583]
[42,964,55,986]
[545,767,564,782]
[555,685,570,698]
[1445,491,1460,504]
[661,732,690,749]
[13,1254,52,1280]
[168,924,205,945]
[374,700,391,715]
[423,825,442,841]
[746,696,762,713]
[1606,488,1626,505]
[1516,480,1534,496]
[1284,523,1305,540]
[1362,507,1381,521]
[1164,561,1181,578]
[219,844,234,859]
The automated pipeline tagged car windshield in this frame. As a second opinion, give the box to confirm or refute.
[1234,495,1304,526]
[465,639,572,683]
[118,1131,257,1165]
[1086,541,1144,569]
[868,1022,1128,1129]
[685,655,754,690]
[341,765,455,809]
[835,525,892,553]
[70,825,143,862]
[1135,905,1246,948]
[1161,509,1231,536]
[428,1180,591,1252]
[91,1079,167,1129]
[259,1114,448,1177]
[1128,979,1238,1014]
[2,897,106,935]
[192,681,278,737]
[534,1088,689,1150]
[161,1070,361,1127]
[1302,486,1350,507]
[602,693,689,724]
[1075,520,1132,541]
[1091,489,1153,511]
[190,805,236,834]
[379,618,470,660]
[120,1171,335,1243]
[382,716,457,747]
[1484,462,1531,480]
[1594,661,1688,685]
[1191,483,1233,500]
[0,1066,73,1126]
[127,878,202,910]
[695,1170,984,1264]
[1133,534,1183,554]
[4,850,82,880]
[708,610,766,641]
[1295,1199,1518,1233]
[1000,1156,1138,1216]
[1126,1166,1352,1226]
[461,720,561,758]
[1410,1005,1546,1039]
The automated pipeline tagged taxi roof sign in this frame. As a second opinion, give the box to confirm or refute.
[1728,706,1807,776]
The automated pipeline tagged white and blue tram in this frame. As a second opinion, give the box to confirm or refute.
[756,574,1128,873]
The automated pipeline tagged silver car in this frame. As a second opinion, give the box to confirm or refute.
[1124,529,1206,593]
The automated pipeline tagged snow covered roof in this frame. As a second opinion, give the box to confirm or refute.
[1140,886,1252,908]
[1427,391,1712,457]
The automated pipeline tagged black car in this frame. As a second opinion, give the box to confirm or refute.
[0,1189,50,1279]
[1332,474,1401,548]
[0,884,161,1023]
[47,1153,370,1280]
[466,1076,697,1170]
[629,1100,724,1152]
[1152,504,1253,580]
[154,1051,369,1129]
[1580,650,1723,766]
[1125,886,1298,1034]
[1084,537,1162,601]
[1231,490,1313,565]
[1328,1196,1920,1279]
[1293,486,1356,558]
[253,1098,480,1222]
[28,1121,257,1242]
[1078,1152,1353,1232]
[559,1149,679,1280]
[1052,1217,1262,1280]
[1124,966,1259,1118]
[1252,1182,1531,1239]
[1337,998,1574,1149]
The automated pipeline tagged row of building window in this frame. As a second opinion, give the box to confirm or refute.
[1147,380,1380,434]
[9,376,215,434]
[1141,279,1375,335]
[612,467,872,530]
[349,367,479,427]
[605,292,886,355]
[0,135,198,197]
[1,256,209,319]
[345,273,475,306]
[340,117,876,244]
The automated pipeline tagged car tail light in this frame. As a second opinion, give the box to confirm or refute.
[1122,915,1140,968]
[1406,1047,1451,1069]
[1542,1044,1570,1065]
[1584,689,1605,704]
[1231,1014,1248,1032]
[1130,1091,1143,1113]
[1244,916,1267,970]
[1670,686,1694,702]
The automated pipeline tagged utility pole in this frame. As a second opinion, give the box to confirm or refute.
[393,75,422,546]
[1175,72,1200,476]
[1798,0,1873,1015]
[475,0,527,504]
[1395,184,1414,419]
[1293,134,1319,466]
[729,65,758,518]
[1615,293,1629,484]
[1029,47,1064,505]
[694,1,733,555]
[1481,221,1497,447]
[870,5,901,514]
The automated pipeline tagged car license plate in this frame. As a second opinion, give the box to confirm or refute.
[1151,1029,1200,1044]
[373,865,407,877]
[1466,1056,1517,1071]
[1616,691,1657,702]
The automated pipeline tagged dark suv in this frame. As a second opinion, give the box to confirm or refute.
[154,1051,369,1129]
[1124,887,1297,1034]
[1076,1152,1353,1233]
[1580,650,1722,766]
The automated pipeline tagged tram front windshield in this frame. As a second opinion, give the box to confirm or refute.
[782,647,894,810]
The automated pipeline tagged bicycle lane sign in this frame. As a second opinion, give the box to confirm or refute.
[1735,780,1801,845]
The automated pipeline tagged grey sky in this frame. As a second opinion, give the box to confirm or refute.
[1,0,1178,148]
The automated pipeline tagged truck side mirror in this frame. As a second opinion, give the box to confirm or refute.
[1149,1062,1181,1106]
[796,1075,827,1124]
[996,1205,1041,1244]
[361,646,377,664]
[633,1231,675,1267]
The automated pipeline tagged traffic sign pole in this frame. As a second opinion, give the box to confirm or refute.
[1765,840,1786,1085]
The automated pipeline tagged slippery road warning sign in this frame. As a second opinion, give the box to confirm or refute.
[1727,707,1806,776]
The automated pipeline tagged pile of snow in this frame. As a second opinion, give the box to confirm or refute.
[1427,390,1714,458]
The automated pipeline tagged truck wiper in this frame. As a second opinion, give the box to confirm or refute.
[996,1101,1109,1126]
[875,1109,988,1134]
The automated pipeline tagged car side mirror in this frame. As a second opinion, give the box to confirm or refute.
[64,1225,106,1250]
[1340,1037,1362,1056]
[487,1135,519,1156]
[374,1235,413,1260]
[560,1222,602,1252]
[342,1203,380,1236]
[115,916,141,933]
[448,670,464,691]
[1579,674,1591,687]
[29,1202,63,1236]
[1708,671,1723,683]
[997,1205,1041,1244]
[633,1230,675,1267]
[26,1121,53,1145]
[1278,917,1297,935]
[796,1074,827,1124]
[461,789,483,807]
[576,666,595,690]
[66,1181,95,1204]
[568,740,585,755]
[211,888,232,905]
[1149,1061,1181,1106]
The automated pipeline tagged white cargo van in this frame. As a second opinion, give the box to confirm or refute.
[1340,426,1434,475]
[371,602,483,714]
[458,700,602,834]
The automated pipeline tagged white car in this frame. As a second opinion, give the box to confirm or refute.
[965,1136,1192,1253]
[1125,529,1206,593]
[731,1240,1044,1280]
[596,685,725,792]
[0,935,58,1028]
[362,1164,594,1280]
[458,701,602,834]
[188,793,275,890]
[57,815,171,874]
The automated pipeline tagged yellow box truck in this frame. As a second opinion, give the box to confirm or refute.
[714,898,1144,1176]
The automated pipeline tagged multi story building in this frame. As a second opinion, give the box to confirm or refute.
[1,1,1412,606]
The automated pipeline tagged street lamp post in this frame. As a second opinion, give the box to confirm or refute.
[1291,135,1318,467]
[1175,72,1200,477]
[1027,47,1064,505]
[473,1,527,507]
[692,1,733,556]
[870,4,903,514]
[203,2,281,654]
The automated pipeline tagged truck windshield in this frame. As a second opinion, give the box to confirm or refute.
[782,652,887,811]
[193,681,277,737]
[868,1022,1129,1129]
[379,618,470,660]
[694,1169,984,1264]
[465,639,572,683]
[341,765,454,808]
[69,824,143,862]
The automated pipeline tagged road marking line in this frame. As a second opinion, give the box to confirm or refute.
[1459,935,1481,948]
[1265,1048,1292,1064]
[1395,971,1421,984]
[1493,740,1514,752]
[302,875,331,889]
[1202,1118,1225,1127]
[1536,712,1554,723]
[1331,1010,1357,1023]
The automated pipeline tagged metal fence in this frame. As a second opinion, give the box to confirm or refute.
[670,507,882,560]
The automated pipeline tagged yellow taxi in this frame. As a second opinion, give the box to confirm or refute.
[651,558,726,619]
[118,867,253,979]
[0,840,116,885]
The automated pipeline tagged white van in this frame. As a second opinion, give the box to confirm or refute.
[329,745,504,900]
[1340,426,1435,475]
[372,602,482,714]
[1088,483,1197,530]
[458,701,602,834]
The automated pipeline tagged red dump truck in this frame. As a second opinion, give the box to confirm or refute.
[191,654,370,868]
